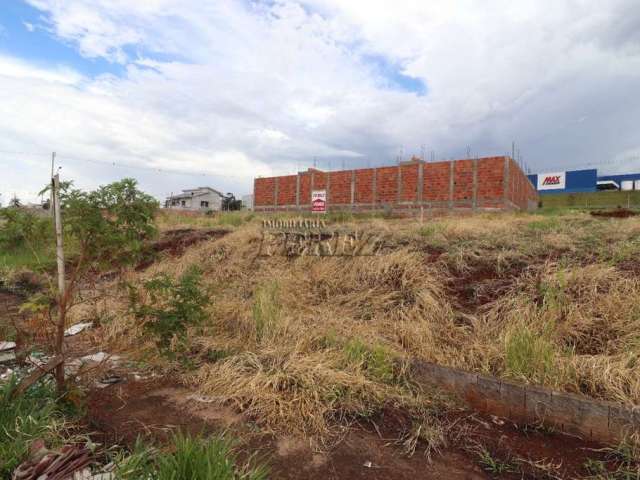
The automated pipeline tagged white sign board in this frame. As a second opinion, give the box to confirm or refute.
[311,190,326,213]
[537,171,566,190]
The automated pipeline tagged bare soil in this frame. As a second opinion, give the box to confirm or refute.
[152,228,230,256]
[590,208,638,218]
[85,375,613,479]
[134,228,230,270]
[0,290,21,337]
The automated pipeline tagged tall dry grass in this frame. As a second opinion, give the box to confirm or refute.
[82,210,640,436]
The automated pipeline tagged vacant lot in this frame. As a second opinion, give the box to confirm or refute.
[4,208,640,479]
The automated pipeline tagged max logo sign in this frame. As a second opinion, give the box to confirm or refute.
[542,175,562,186]
[537,171,566,190]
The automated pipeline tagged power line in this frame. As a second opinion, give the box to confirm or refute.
[0,149,252,180]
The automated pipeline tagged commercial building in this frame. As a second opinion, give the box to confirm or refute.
[254,156,538,213]
[528,169,640,194]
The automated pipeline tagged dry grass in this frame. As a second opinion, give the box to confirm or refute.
[78,210,640,437]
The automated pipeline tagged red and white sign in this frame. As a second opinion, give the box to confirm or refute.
[537,171,566,190]
[311,190,326,213]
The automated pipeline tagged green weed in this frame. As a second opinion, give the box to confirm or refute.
[252,282,280,342]
[474,445,517,475]
[505,325,557,383]
[527,217,560,233]
[0,377,68,477]
[217,212,246,227]
[344,338,395,383]
[113,433,268,480]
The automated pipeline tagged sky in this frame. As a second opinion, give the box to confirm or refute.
[1,0,640,204]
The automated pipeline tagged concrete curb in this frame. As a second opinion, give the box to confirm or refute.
[412,360,640,444]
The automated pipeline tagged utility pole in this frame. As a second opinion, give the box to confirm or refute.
[52,172,66,393]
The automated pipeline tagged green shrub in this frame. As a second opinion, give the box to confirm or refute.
[130,266,209,358]
[0,208,52,251]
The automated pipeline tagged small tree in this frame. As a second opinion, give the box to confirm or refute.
[42,178,159,393]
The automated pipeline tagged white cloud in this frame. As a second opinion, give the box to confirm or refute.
[1,0,640,203]
[0,55,83,85]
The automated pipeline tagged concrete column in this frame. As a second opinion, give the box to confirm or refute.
[274,177,279,207]
[326,172,331,211]
[448,161,455,210]
[397,165,402,204]
[503,157,511,206]
[350,170,356,208]
[472,158,478,210]
[372,168,378,206]
[417,162,424,203]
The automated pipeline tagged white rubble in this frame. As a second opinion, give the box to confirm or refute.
[0,341,16,351]
[64,322,93,337]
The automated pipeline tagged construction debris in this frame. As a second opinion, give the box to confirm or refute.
[0,340,16,351]
[0,351,16,364]
[80,352,108,363]
[10,356,64,399]
[64,322,93,337]
[12,442,92,480]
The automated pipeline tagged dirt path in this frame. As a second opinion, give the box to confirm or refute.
[85,377,613,479]
[86,377,488,480]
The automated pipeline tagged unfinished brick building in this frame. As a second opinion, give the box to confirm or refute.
[253,156,538,213]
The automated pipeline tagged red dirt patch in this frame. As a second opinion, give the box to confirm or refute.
[84,377,619,479]
[590,208,638,218]
[85,378,488,479]
[447,262,527,313]
[153,228,230,256]
[135,228,230,270]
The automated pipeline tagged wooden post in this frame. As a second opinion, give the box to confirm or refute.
[52,174,66,393]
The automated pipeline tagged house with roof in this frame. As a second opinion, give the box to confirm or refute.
[165,187,224,211]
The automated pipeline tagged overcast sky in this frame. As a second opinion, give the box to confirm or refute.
[1,0,639,204]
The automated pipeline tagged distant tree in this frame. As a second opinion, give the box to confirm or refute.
[8,196,21,208]
[221,193,242,211]
[0,208,52,251]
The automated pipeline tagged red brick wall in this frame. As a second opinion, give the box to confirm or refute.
[277,175,297,206]
[453,160,474,202]
[477,157,505,208]
[313,171,327,191]
[328,171,352,205]
[400,163,419,202]
[355,169,375,204]
[299,172,311,205]
[253,156,537,212]
[506,158,537,210]
[423,162,451,202]
[254,177,276,206]
[376,166,398,204]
